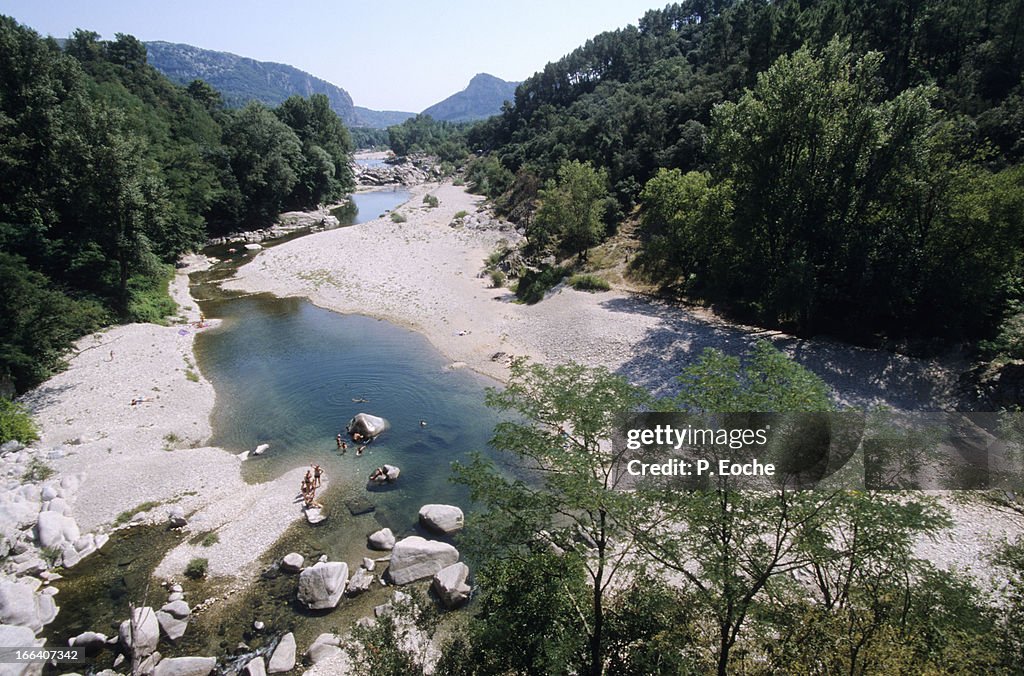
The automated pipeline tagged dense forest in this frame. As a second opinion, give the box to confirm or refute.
[0,18,354,393]
[462,0,1024,348]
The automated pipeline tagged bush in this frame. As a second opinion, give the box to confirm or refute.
[489,270,507,288]
[200,532,219,547]
[454,210,469,220]
[0,398,38,444]
[21,457,53,482]
[569,274,611,292]
[423,194,439,208]
[390,212,407,223]
[516,266,568,304]
[185,557,209,579]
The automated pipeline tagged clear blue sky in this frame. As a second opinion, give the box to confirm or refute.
[5,0,664,112]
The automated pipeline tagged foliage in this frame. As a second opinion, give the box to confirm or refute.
[0,19,357,391]
[21,457,53,482]
[184,557,208,580]
[533,161,609,257]
[349,127,390,149]
[514,265,568,304]
[346,591,438,675]
[436,551,589,675]
[0,398,38,444]
[199,532,219,547]
[568,274,610,292]
[466,0,1024,346]
[453,360,651,675]
[488,269,505,288]
[422,194,439,208]
[390,212,407,223]
[387,114,469,162]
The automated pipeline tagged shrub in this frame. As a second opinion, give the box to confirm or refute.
[454,210,469,220]
[22,458,53,482]
[0,398,38,444]
[200,532,219,547]
[490,270,507,288]
[185,557,209,579]
[569,274,611,292]
[423,194,439,208]
[390,212,407,223]
[516,266,568,304]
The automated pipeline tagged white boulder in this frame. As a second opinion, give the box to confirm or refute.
[418,504,464,534]
[388,536,459,585]
[297,562,348,610]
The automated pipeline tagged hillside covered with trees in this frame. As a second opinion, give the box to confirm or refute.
[0,18,354,393]
[465,0,1024,348]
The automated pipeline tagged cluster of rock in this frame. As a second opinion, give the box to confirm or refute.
[205,207,343,247]
[0,440,114,665]
[354,155,442,186]
[66,583,214,676]
[450,209,522,236]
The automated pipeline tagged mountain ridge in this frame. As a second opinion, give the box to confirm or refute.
[421,72,518,122]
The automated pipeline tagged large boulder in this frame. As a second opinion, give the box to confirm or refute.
[418,504,464,535]
[367,527,395,551]
[119,606,160,659]
[388,536,459,585]
[156,600,190,642]
[304,633,342,664]
[267,632,296,673]
[432,562,471,608]
[347,413,390,440]
[297,562,348,610]
[0,579,57,632]
[153,656,216,676]
[35,510,80,549]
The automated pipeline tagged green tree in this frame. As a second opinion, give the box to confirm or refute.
[222,102,302,223]
[453,359,650,676]
[533,160,609,258]
[274,94,354,206]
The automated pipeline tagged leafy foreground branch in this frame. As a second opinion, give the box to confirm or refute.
[405,345,1021,675]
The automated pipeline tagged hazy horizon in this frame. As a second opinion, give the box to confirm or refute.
[4,0,664,112]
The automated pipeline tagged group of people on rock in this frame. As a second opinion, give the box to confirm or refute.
[300,464,324,508]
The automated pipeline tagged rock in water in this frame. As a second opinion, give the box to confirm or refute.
[345,498,374,516]
[297,562,348,609]
[388,536,459,585]
[305,507,326,524]
[281,553,304,573]
[119,606,160,658]
[347,568,373,596]
[243,657,266,676]
[418,504,464,534]
[268,632,296,673]
[153,656,217,676]
[347,413,390,439]
[367,527,395,551]
[432,562,471,608]
[252,443,269,455]
[69,630,108,656]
